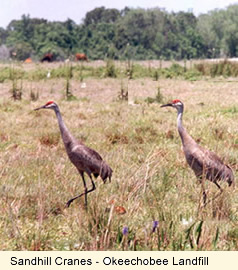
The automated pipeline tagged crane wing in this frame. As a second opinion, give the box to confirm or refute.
[185,144,233,182]
[71,144,103,162]
[84,146,103,161]
[70,143,112,182]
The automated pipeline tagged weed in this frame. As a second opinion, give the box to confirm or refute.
[11,79,22,101]
[39,132,60,147]
[64,63,76,100]
[105,60,117,78]
[9,65,23,100]
[145,86,164,104]
[126,60,134,79]
[184,69,202,81]
[153,70,159,81]
[105,130,129,144]
[194,60,238,77]
[118,79,128,101]
[30,89,39,101]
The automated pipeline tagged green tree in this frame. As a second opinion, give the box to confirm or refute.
[3,5,238,60]
[221,5,238,57]
[84,7,120,25]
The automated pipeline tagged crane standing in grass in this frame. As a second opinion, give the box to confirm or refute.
[161,99,234,204]
[34,101,113,208]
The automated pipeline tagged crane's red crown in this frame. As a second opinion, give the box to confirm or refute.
[45,101,54,105]
[172,99,182,104]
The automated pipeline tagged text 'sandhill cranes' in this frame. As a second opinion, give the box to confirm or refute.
[34,101,113,208]
[161,99,234,204]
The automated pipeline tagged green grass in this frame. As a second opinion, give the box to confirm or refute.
[0,60,200,83]
[0,61,237,250]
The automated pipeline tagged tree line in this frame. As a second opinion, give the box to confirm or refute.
[1,5,238,61]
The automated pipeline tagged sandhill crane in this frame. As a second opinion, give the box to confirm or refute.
[161,99,234,204]
[34,101,113,208]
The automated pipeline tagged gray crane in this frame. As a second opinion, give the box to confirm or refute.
[34,101,113,208]
[161,99,234,204]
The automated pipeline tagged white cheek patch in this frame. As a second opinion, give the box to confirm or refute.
[46,104,55,108]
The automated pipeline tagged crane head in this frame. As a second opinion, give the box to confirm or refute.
[161,99,183,110]
[34,101,57,111]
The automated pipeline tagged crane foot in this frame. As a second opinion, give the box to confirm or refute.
[66,199,74,208]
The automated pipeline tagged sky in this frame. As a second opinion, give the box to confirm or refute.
[1,0,238,28]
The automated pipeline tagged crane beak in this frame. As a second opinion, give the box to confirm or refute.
[34,105,46,111]
[160,103,173,108]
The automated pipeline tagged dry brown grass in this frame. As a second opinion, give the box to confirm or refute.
[0,61,237,250]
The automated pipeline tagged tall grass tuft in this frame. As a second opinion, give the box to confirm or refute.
[30,89,39,101]
[145,86,164,104]
[105,59,117,78]
[126,60,134,79]
[64,63,76,101]
[9,65,24,100]
[118,79,128,101]
[194,60,238,77]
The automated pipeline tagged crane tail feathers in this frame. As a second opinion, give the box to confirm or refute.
[100,163,113,183]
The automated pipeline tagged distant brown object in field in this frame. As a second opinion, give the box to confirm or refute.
[24,57,32,63]
[41,53,53,62]
[115,206,126,215]
[75,53,88,61]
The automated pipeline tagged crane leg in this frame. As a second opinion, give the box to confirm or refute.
[197,178,207,215]
[66,173,96,208]
[83,174,96,208]
[214,181,222,191]
[212,181,223,200]
[203,190,207,205]
[203,182,223,207]
[200,178,207,205]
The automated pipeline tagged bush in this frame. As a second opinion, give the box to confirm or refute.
[194,60,238,77]
[145,87,164,104]
[105,59,117,78]
[9,42,33,61]
[184,69,202,81]
[0,67,11,82]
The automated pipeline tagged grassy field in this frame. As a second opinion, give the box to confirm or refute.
[0,61,237,250]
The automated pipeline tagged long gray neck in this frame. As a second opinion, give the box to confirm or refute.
[176,105,196,148]
[54,106,76,147]
[177,105,186,146]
